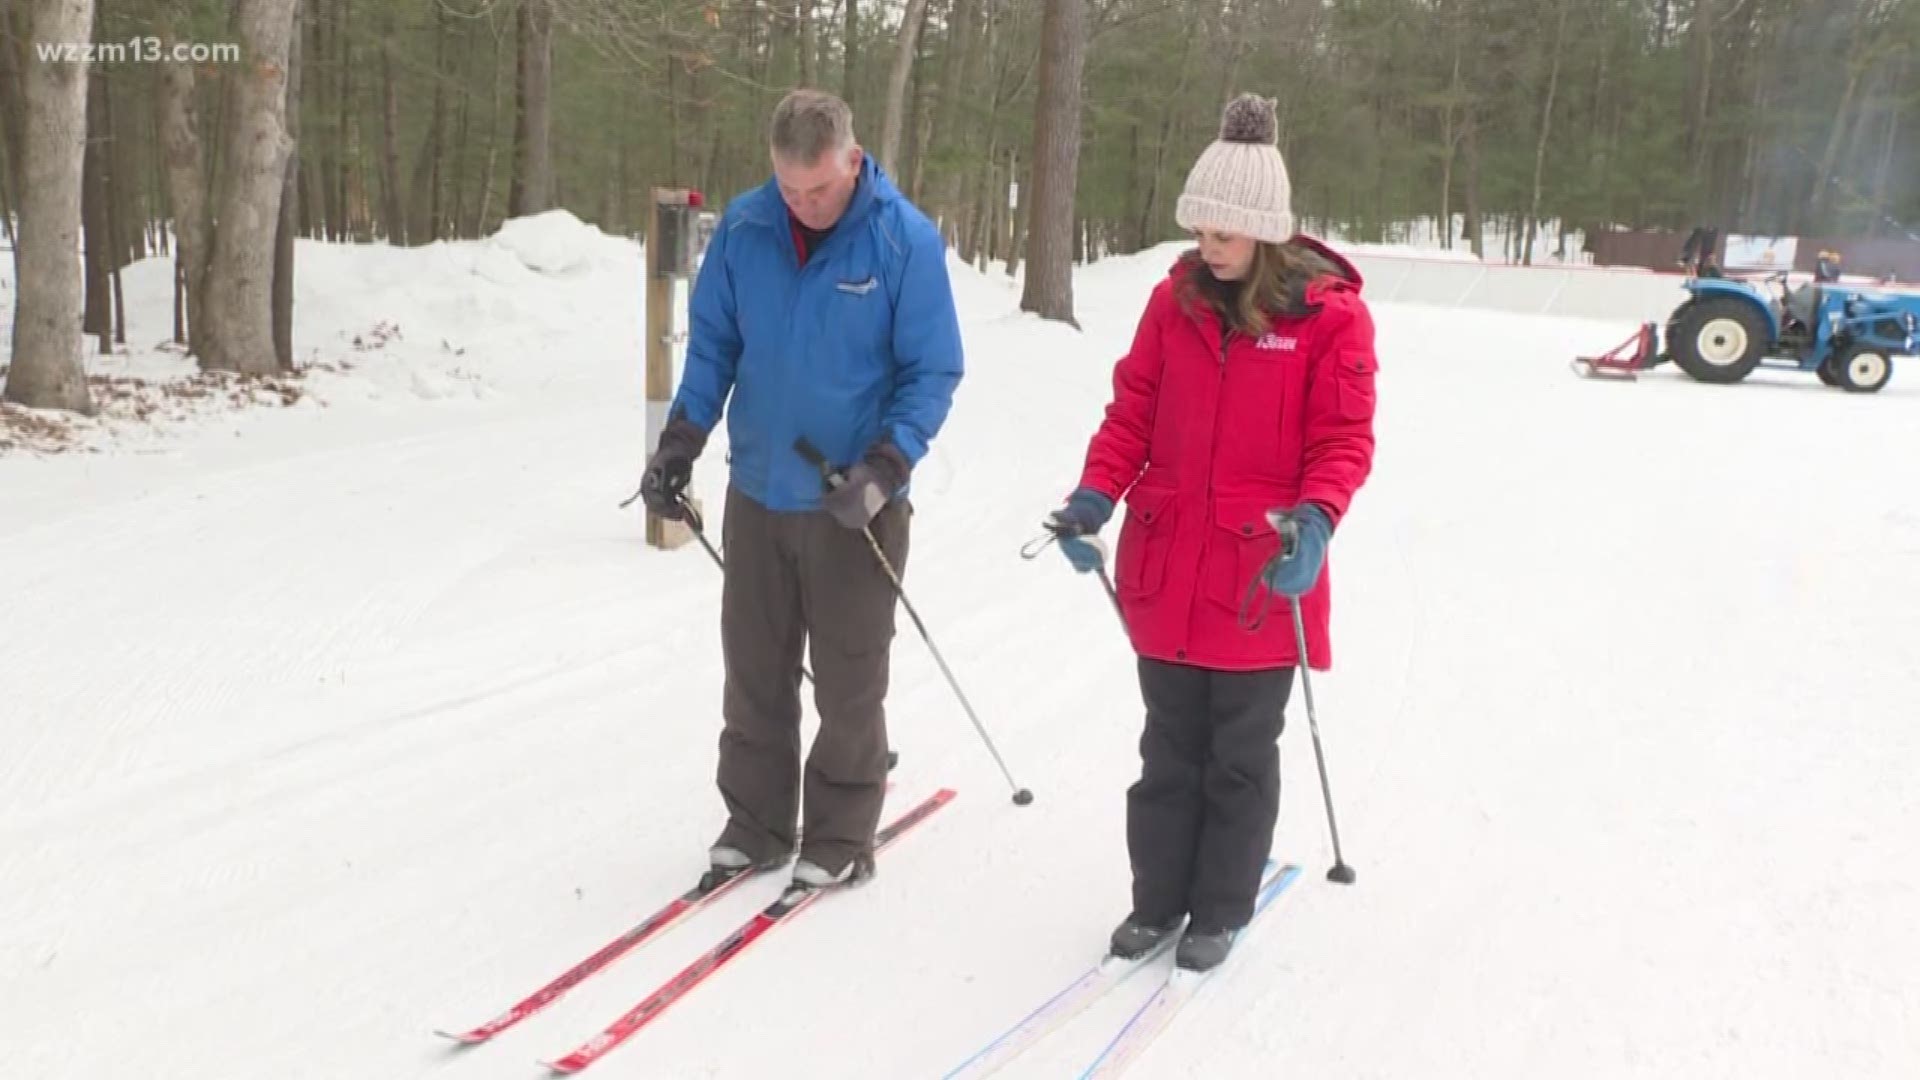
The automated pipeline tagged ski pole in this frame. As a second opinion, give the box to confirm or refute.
[795,438,1034,807]
[1270,511,1357,886]
[618,485,898,770]
[1020,529,1124,626]
[672,497,821,689]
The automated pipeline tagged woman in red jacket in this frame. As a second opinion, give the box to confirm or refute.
[1043,93,1378,972]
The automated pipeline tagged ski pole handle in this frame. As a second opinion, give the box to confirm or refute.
[1267,508,1302,559]
[793,437,844,489]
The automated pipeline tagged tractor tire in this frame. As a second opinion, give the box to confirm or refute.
[1670,297,1769,384]
[1817,356,1842,386]
[1833,343,1893,394]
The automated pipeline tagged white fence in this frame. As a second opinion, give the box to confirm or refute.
[1344,253,1693,325]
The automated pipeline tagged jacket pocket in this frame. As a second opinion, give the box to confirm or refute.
[1115,485,1177,598]
[1205,497,1284,611]
[1335,348,1378,422]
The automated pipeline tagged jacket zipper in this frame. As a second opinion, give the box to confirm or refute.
[1207,332,1230,553]
[1207,329,1229,505]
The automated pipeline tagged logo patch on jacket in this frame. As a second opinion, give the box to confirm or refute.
[1256,333,1298,352]
[836,277,879,296]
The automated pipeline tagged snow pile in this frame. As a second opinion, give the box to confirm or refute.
[485,209,608,277]
[0,211,641,456]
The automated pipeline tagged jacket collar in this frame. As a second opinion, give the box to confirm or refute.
[1164,233,1364,348]
[739,152,892,238]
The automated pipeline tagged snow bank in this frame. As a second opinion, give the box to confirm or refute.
[0,212,644,456]
[486,210,606,276]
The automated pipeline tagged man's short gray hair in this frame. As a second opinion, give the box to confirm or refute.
[770,89,856,164]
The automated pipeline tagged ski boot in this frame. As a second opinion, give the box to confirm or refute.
[1108,915,1183,961]
[790,851,875,891]
[1174,925,1239,972]
[699,844,786,893]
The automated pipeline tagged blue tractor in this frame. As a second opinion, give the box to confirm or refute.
[1576,271,1920,392]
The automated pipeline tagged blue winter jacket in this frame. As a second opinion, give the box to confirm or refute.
[668,155,964,512]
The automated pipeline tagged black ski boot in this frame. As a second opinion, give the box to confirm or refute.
[1108,915,1182,960]
[1174,925,1239,972]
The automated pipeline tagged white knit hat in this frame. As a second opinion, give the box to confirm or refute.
[1175,94,1294,243]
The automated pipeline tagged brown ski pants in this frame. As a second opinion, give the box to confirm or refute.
[711,484,908,876]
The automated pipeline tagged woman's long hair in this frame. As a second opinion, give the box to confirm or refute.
[1175,240,1340,337]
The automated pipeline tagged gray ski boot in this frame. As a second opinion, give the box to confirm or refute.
[1174,926,1239,972]
[1108,915,1182,960]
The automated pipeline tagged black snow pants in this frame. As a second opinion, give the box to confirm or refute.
[1127,657,1293,932]
[711,484,908,877]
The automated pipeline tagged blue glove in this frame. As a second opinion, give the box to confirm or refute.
[1044,488,1115,573]
[1261,504,1332,597]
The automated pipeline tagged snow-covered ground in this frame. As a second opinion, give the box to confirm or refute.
[3,215,1917,1079]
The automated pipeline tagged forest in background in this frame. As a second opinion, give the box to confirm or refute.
[3,0,1917,413]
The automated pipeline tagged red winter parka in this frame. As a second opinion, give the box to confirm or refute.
[1075,237,1378,672]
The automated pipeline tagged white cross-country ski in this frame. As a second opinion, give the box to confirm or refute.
[941,937,1178,1079]
[941,859,1285,1079]
[1076,862,1302,1079]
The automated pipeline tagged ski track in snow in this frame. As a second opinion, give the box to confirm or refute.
[3,229,1918,1079]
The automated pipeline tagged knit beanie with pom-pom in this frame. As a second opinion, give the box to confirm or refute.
[1175,94,1294,243]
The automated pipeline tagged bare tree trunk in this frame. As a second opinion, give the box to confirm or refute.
[1439,31,1461,247]
[1135,25,1196,250]
[1461,109,1483,259]
[0,6,25,201]
[199,0,299,376]
[664,28,680,183]
[927,0,981,240]
[406,69,447,243]
[312,0,337,240]
[1869,84,1901,237]
[83,64,113,348]
[6,0,98,414]
[0,146,13,247]
[449,10,475,237]
[877,0,930,176]
[906,19,935,201]
[335,0,353,241]
[798,0,815,86]
[157,15,209,355]
[102,62,125,347]
[274,0,304,370]
[1524,0,1568,266]
[1005,145,1023,276]
[423,0,449,241]
[476,22,505,234]
[842,0,858,112]
[1685,0,1714,214]
[379,32,406,242]
[1018,0,1086,327]
[1120,121,1140,252]
[1809,66,1865,229]
[1739,47,1769,227]
[510,0,553,216]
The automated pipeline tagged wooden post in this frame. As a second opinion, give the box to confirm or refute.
[645,186,699,550]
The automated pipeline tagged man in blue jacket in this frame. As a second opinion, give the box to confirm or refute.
[638,89,964,890]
